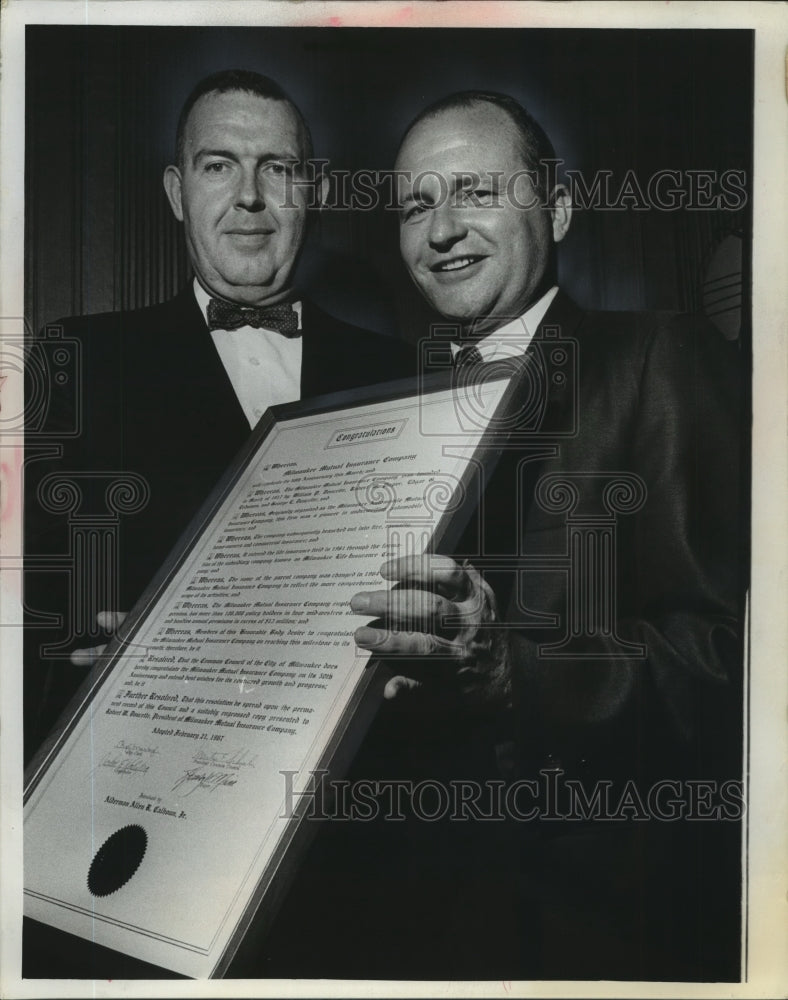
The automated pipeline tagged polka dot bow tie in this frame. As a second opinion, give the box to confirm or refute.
[207,298,300,336]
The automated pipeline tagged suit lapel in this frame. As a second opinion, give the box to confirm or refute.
[465,292,588,564]
[512,290,587,506]
[299,299,349,397]
[298,299,324,396]
[526,290,585,438]
[151,285,250,449]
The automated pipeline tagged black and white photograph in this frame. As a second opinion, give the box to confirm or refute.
[1,1,786,996]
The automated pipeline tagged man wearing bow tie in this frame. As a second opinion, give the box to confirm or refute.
[24,70,412,759]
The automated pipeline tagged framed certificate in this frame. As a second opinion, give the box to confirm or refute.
[23,371,517,978]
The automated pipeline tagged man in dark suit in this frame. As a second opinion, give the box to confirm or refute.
[348,91,745,981]
[24,69,413,762]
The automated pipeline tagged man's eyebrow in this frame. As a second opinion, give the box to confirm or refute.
[191,149,300,167]
[399,190,436,209]
[455,172,499,189]
[192,148,239,167]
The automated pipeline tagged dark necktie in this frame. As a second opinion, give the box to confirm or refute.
[207,298,299,336]
[453,343,484,370]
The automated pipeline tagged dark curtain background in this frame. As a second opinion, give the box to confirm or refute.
[25,27,751,339]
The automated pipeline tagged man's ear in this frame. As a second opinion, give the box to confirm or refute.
[313,170,330,210]
[550,183,572,243]
[163,165,184,222]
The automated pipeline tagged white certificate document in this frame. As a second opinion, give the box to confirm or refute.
[24,375,512,978]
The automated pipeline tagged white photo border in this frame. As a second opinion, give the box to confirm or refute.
[1,2,786,997]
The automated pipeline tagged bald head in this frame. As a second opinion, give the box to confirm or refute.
[395,96,571,331]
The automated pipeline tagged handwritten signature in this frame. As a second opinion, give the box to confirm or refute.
[98,755,150,776]
[96,741,159,776]
[171,769,239,796]
[192,747,258,770]
[116,740,159,757]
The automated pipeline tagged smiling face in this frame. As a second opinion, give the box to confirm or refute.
[396,103,570,332]
[163,90,311,306]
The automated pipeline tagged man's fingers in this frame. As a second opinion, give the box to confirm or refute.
[379,554,468,599]
[70,644,108,667]
[96,610,128,633]
[350,588,459,630]
[354,625,465,659]
[71,611,129,666]
[383,676,422,700]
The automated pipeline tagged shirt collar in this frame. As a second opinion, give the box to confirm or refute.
[193,278,302,331]
[451,286,559,362]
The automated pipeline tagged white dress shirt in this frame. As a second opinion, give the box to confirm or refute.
[451,286,559,362]
[194,279,303,429]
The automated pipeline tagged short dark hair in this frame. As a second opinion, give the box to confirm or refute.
[175,68,313,168]
[399,90,558,200]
